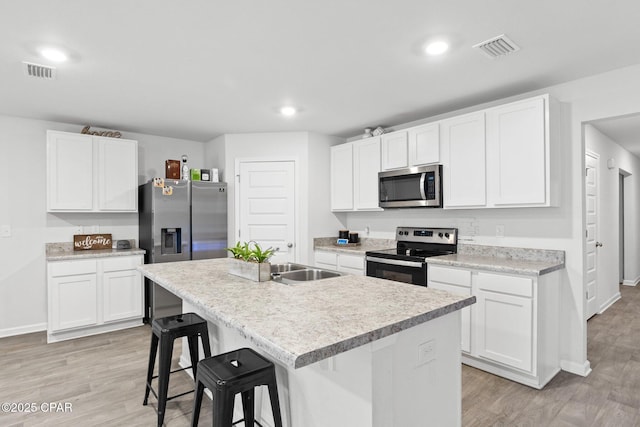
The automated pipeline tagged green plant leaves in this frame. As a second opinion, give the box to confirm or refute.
[225,241,276,263]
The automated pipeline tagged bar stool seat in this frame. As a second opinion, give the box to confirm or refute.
[191,347,283,427]
[143,312,212,427]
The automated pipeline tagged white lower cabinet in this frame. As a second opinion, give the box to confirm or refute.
[474,272,536,375]
[47,255,144,342]
[428,266,472,353]
[428,264,560,389]
[102,257,144,323]
[314,250,365,276]
[50,272,98,331]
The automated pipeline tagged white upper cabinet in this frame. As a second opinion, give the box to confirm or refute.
[381,124,440,171]
[97,137,138,211]
[381,131,408,170]
[330,143,354,210]
[441,112,486,208]
[408,122,440,166]
[331,137,381,211]
[486,96,549,207]
[47,130,138,212]
[47,132,94,211]
[354,137,382,210]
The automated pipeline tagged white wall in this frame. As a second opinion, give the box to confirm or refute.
[0,114,205,336]
[585,124,640,307]
[307,132,345,260]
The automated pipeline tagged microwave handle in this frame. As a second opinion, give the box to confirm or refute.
[419,173,427,200]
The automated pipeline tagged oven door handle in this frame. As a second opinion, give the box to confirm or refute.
[366,256,424,268]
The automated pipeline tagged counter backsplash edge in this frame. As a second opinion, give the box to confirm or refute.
[457,244,565,264]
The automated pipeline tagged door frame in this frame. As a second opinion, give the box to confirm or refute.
[584,149,599,320]
[234,157,301,263]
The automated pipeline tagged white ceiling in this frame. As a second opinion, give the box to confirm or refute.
[2,1,640,142]
[591,114,640,158]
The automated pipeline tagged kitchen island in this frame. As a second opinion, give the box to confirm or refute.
[138,258,475,427]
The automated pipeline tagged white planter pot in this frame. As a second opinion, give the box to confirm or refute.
[228,259,272,282]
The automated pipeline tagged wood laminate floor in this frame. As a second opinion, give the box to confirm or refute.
[1,285,639,426]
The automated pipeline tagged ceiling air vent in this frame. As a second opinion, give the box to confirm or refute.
[473,34,520,59]
[22,62,57,80]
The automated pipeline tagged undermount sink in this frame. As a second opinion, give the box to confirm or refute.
[271,263,342,284]
[270,263,308,274]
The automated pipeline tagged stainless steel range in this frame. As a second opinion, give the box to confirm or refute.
[365,227,457,286]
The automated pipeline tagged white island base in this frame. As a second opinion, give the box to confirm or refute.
[180,300,463,427]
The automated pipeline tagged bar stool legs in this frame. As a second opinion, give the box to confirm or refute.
[143,313,212,427]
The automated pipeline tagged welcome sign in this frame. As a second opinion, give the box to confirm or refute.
[73,234,113,251]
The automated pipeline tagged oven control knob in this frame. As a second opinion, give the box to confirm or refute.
[438,232,443,238]
[445,233,450,238]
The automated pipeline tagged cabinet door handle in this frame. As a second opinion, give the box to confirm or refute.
[596,242,603,248]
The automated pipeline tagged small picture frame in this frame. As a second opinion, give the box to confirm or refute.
[165,160,180,179]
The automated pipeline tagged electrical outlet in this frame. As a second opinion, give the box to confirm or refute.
[496,225,505,238]
[1,225,11,238]
[417,340,436,366]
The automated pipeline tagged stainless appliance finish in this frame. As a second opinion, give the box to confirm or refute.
[378,165,443,208]
[365,227,457,286]
[139,180,228,321]
[191,181,228,260]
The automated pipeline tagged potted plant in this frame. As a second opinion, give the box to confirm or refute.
[226,241,276,282]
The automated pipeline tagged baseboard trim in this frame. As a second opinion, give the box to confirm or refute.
[599,292,622,314]
[0,322,47,338]
[561,359,592,377]
[622,276,640,286]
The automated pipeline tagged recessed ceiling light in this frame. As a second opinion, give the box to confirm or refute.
[425,41,449,56]
[40,48,68,62]
[280,106,297,117]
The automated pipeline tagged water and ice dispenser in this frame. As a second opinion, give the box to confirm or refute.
[160,228,182,255]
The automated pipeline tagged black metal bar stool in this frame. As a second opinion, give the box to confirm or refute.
[143,312,212,427]
[191,347,283,427]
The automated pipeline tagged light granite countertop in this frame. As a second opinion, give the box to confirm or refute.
[427,244,565,276]
[313,237,395,255]
[46,242,145,261]
[138,257,475,369]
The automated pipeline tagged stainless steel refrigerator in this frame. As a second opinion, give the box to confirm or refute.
[138,180,227,321]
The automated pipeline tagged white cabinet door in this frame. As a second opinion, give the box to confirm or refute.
[97,138,138,211]
[408,123,439,166]
[314,251,337,269]
[49,274,98,332]
[486,96,547,206]
[354,137,381,210]
[337,253,365,276]
[381,131,408,170]
[103,269,143,322]
[475,288,533,372]
[331,143,354,210]
[428,280,472,353]
[442,112,486,208]
[47,131,94,211]
[428,265,472,353]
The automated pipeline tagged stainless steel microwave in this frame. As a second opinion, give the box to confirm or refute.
[379,165,442,208]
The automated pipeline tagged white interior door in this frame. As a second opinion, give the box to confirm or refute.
[585,152,599,319]
[238,161,295,263]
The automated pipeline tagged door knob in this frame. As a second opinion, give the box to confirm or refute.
[287,243,293,248]
[596,242,603,247]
